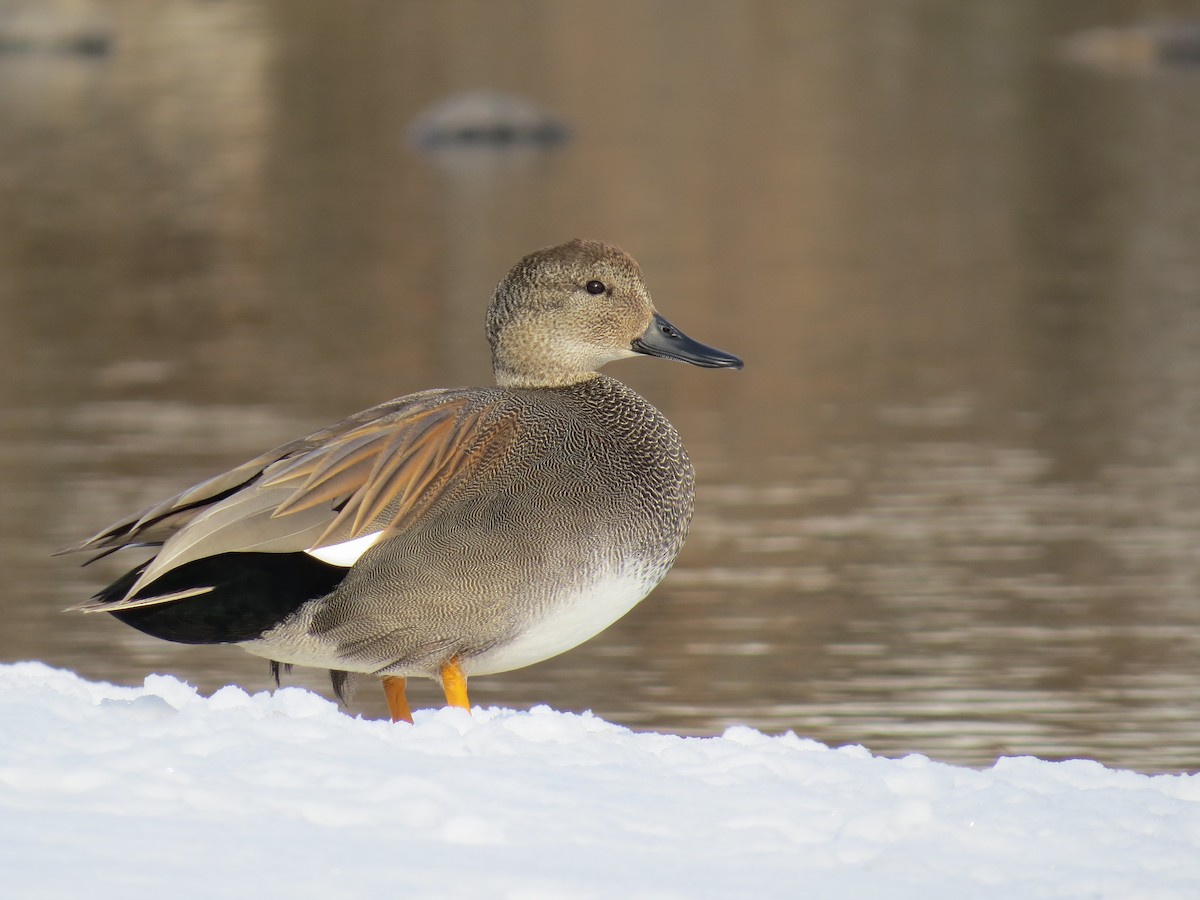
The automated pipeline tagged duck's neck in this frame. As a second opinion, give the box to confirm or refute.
[493,368,603,390]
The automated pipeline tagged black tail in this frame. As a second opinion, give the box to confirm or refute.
[107,552,348,644]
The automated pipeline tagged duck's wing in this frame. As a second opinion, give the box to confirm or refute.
[66,388,518,610]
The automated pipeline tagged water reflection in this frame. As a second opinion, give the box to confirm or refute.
[2,1,1199,773]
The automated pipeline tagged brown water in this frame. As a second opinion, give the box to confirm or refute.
[3,0,1200,773]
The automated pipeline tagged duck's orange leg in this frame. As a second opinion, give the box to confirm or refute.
[381,675,413,723]
[440,658,470,712]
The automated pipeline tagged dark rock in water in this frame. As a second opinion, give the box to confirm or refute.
[0,6,112,58]
[1059,21,1200,73]
[408,91,571,150]
[64,31,111,57]
[1155,26,1200,65]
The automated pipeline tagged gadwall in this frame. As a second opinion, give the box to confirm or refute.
[61,240,743,721]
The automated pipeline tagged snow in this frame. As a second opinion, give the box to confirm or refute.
[1,663,1197,899]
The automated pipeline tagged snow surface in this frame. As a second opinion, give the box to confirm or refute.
[1,662,1198,900]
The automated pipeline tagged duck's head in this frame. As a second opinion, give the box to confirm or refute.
[487,239,743,388]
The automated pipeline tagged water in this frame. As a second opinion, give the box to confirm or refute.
[3,0,1200,772]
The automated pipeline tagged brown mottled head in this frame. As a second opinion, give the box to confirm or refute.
[487,240,742,388]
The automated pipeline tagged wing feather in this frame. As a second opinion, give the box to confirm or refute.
[64,388,518,608]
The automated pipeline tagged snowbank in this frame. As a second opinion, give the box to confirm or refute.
[0,662,1197,899]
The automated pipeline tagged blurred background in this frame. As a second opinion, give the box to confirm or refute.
[2,0,1200,773]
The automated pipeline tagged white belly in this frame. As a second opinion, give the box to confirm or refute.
[461,573,655,676]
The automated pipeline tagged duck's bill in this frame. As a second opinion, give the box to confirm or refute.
[632,313,744,369]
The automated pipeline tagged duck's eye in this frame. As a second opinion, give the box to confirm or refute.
[585,280,606,295]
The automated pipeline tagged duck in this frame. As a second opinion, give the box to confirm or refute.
[60,239,743,722]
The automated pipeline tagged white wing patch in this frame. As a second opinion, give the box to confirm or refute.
[305,532,383,567]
